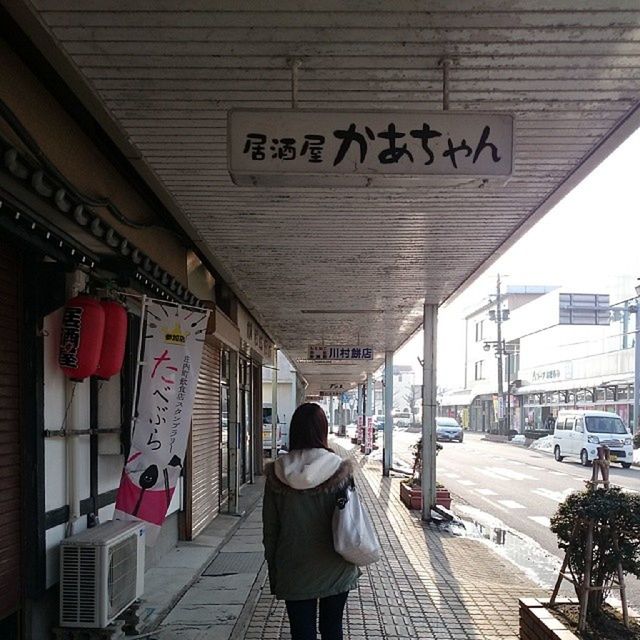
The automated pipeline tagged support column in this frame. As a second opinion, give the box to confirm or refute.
[421,302,438,521]
[228,350,240,515]
[271,348,278,456]
[383,350,393,476]
[365,373,374,454]
[329,395,334,433]
[634,310,640,434]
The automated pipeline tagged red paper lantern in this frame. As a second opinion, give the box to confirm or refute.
[95,300,128,380]
[58,295,105,381]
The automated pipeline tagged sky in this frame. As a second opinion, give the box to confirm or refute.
[394,125,640,389]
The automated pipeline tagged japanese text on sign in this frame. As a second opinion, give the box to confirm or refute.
[309,345,374,361]
[229,110,513,181]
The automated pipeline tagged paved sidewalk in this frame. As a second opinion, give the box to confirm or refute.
[239,443,546,640]
[146,441,547,639]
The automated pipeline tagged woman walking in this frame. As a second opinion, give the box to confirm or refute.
[263,402,360,640]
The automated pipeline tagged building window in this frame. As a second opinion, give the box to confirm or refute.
[474,360,484,380]
[559,293,610,325]
[475,320,484,342]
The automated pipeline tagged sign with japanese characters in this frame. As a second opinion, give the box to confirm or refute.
[229,109,513,185]
[115,300,210,544]
[319,383,346,396]
[309,345,374,361]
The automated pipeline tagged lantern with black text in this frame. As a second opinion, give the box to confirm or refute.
[95,300,128,380]
[58,295,105,381]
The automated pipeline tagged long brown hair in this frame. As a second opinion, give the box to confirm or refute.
[288,402,332,451]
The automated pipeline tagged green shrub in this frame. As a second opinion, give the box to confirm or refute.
[550,487,640,619]
[634,431,640,449]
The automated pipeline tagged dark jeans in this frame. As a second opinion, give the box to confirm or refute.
[285,591,349,640]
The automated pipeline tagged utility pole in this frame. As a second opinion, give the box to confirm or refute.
[495,275,505,434]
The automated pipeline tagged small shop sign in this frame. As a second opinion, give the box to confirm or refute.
[228,109,513,185]
[309,345,374,361]
[319,383,346,396]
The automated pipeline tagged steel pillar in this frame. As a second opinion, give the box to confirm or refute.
[228,350,240,514]
[383,350,393,476]
[421,302,438,521]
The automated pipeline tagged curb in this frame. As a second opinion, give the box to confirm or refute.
[229,563,269,640]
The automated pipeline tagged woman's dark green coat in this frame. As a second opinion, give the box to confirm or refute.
[262,458,361,601]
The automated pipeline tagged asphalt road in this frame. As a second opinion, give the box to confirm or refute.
[390,429,640,609]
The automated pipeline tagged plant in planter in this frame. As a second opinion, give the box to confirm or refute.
[399,437,448,510]
[547,486,640,635]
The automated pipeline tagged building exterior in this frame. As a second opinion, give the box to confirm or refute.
[0,34,272,638]
[262,350,305,429]
[441,280,639,434]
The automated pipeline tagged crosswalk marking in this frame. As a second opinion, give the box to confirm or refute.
[458,479,476,486]
[497,499,526,509]
[529,516,552,528]
[440,472,460,479]
[475,488,498,496]
[549,471,568,476]
[531,488,568,503]
[478,467,536,481]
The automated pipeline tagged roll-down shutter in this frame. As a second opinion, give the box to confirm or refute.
[186,341,221,539]
[0,239,22,618]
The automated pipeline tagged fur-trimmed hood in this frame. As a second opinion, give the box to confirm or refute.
[265,449,353,494]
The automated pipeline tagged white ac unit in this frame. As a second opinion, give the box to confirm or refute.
[60,520,145,628]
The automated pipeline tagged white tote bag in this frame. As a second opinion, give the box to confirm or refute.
[332,481,381,566]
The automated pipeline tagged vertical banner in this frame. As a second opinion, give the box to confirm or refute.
[115,300,210,544]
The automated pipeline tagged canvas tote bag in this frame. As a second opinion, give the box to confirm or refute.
[332,479,381,566]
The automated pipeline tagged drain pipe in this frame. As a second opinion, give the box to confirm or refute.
[65,270,88,537]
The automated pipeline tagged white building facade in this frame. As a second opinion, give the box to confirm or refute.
[441,278,638,433]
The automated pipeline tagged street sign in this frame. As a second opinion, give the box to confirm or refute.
[308,345,374,361]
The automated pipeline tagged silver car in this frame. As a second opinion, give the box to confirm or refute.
[436,417,464,442]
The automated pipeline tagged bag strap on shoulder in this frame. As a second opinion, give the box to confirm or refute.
[335,475,355,509]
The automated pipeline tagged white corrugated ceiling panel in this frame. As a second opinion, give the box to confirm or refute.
[15,0,640,389]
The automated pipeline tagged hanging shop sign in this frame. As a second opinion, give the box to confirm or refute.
[115,299,210,544]
[309,345,374,361]
[228,109,513,186]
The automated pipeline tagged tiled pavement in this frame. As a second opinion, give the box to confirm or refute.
[147,441,546,639]
[240,442,546,640]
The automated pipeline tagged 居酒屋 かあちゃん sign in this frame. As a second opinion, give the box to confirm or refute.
[228,110,513,186]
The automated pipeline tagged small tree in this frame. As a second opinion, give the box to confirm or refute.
[409,437,441,487]
[550,487,640,619]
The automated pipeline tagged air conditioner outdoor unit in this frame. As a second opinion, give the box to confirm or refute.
[60,520,145,628]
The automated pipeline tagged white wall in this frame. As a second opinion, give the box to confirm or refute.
[262,351,297,425]
[42,302,178,588]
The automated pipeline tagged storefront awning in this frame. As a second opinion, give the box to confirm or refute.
[516,374,633,395]
[440,390,475,407]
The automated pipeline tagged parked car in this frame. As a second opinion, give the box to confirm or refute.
[553,409,633,468]
[435,417,464,442]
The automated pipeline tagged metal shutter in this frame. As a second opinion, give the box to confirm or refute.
[0,239,22,618]
[186,341,221,539]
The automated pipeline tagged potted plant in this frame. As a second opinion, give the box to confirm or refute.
[520,486,640,639]
[400,437,449,510]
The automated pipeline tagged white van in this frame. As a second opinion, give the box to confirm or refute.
[553,410,633,468]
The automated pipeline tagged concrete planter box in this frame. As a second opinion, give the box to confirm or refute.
[483,434,510,443]
[399,483,452,510]
[519,597,580,640]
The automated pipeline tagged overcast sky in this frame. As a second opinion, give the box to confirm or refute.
[394,125,640,388]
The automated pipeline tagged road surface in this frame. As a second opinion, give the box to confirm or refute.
[391,429,640,608]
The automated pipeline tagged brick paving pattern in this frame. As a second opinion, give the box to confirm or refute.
[243,445,546,639]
